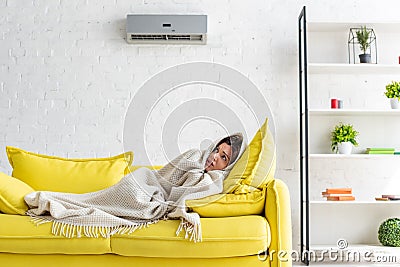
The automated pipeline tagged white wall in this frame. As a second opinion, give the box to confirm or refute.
[2,0,400,252]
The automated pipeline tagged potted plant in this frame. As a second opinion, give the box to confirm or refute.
[378,218,400,247]
[331,123,359,154]
[356,26,371,63]
[384,81,400,109]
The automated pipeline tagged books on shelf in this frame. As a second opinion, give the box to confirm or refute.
[322,188,355,201]
[375,195,400,201]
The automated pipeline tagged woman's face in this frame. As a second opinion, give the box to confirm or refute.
[204,142,232,172]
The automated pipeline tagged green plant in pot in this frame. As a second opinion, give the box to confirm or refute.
[356,26,371,63]
[331,123,359,154]
[378,218,400,247]
[384,81,400,109]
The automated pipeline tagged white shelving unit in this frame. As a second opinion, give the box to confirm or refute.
[299,7,400,264]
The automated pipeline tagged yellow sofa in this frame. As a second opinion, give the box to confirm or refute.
[0,178,291,267]
[0,119,292,267]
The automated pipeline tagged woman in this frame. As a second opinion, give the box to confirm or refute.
[205,135,243,172]
[25,133,245,242]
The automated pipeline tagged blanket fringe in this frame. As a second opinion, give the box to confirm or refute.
[28,215,158,239]
[29,215,202,242]
[176,218,202,243]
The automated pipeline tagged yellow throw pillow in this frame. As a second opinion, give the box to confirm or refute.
[0,171,34,215]
[186,187,266,217]
[6,146,133,193]
[223,118,276,193]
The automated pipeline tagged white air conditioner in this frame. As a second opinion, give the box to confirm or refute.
[126,14,207,45]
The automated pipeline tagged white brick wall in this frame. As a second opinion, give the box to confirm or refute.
[2,0,400,252]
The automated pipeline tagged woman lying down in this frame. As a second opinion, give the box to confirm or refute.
[24,133,245,242]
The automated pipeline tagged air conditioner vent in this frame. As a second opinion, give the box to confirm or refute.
[126,15,207,45]
[129,34,204,43]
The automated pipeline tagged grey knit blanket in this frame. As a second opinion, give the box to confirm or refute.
[24,134,244,242]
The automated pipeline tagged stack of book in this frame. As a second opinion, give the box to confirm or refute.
[322,188,355,201]
[366,148,395,154]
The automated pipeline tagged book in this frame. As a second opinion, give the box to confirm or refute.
[322,192,353,197]
[375,197,389,201]
[367,151,394,154]
[324,188,352,194]
[327,196,355,201]
[382,195,400,200]
[366,148,395,151]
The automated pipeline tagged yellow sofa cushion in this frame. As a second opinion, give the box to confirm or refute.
[0,172,34,215]
[0,214,269,258]
[0,214,111,254]
[186,187,266,217]
[6,146,133,193]
[110,215,270,258]
[223,118,276,193]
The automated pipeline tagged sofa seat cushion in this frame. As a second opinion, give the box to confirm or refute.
[111,215,270,258]
[0,214,111,254]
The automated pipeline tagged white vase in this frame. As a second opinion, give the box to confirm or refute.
[338,142,353,155]
[390,98,400,109]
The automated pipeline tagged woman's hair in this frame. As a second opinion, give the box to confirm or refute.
[215,134,243,164]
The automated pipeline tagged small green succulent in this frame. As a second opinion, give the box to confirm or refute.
[378,218,400,247]
[330,123,359,153]
[384,81,400,99]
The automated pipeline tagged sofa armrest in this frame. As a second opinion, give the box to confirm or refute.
[265,179,292,267]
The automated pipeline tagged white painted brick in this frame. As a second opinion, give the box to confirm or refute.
[104,69,133,84]
[0,39,20,51]
[0,47,10,58]
[6,0,34,8]
[99,55,127,66]
[59,30,87,41]
[14,56,44,67]
[71,55,99,66]
[91,64,115,76]
[137,47,166,57]
[77,39,105,56]
[0,98,10,108]
[46,121,75,135]
[43,55,71,65]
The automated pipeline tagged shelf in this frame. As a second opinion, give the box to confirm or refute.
[311,243,400,250]
[310,244,400,258]
[310,200,400,205]
[307,21,400,33]
[309,109,400,116]
[310,154,400,159]
[308,63,400,74]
